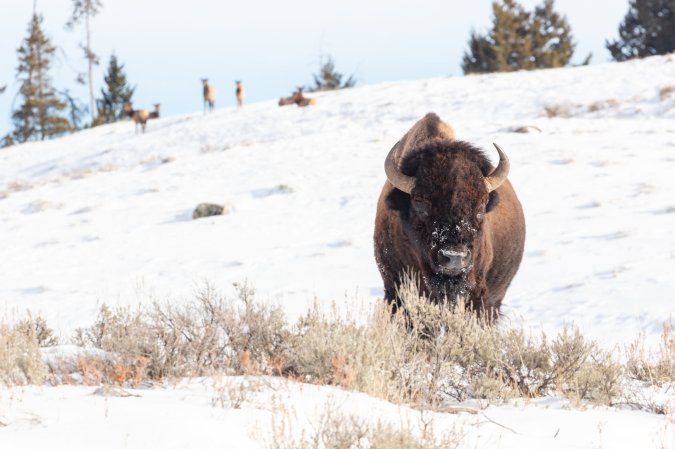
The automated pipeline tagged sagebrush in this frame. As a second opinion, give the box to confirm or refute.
[5,278,673,412]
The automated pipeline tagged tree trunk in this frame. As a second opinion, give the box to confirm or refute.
[86,12,95,123]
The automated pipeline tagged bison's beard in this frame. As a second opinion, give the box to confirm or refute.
[427,272,471,305]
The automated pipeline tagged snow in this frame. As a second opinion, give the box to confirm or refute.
[1,379,673,449]
[1,55,675,447]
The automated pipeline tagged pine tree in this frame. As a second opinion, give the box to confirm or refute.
[531,0,575,68]
[309,56,356,92]
[462,32,498,73]
[92,53,135,126]
[8,14,72,144]
[491,0,534,72]
[66,0,103,124]
[60,89,87,130]
[462,0,575,74]
[606,0,675,61]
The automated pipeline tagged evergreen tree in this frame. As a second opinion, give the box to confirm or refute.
[66,0,103,124]
[8,14,71,144]
[462,0,575,74]
[92,53,135,126]
[0,85,6,94]
[462,32,498,73]
[491,0,534,72]
[531,0,575,68]
[606,0,675,61]
[60,89,87,130]
[309,56,356,92]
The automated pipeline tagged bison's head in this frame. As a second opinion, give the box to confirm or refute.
[385,139,509,301]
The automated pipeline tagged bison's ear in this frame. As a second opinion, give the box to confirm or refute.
[386,188,410,211]
[486,191,500,213]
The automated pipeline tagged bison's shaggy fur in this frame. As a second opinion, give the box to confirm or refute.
[374,113,525,317]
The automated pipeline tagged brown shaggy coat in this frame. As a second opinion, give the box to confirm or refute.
[373,113,525,316]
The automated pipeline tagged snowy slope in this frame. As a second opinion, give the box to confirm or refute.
[1,55,675,449]
[1,55,675,348]
[1,378,672,449]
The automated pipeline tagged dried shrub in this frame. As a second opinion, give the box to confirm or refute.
[16,314,58,347]
[282,301,404,399]
[588,99,620,112]
[543,103,575,118]
[1,278,653,411]
[626,322,675,386]
[659,85,675,101]
[211,375,268,409]
[0,321,46,385]
[270,405,461,449]
[73,282,289,381]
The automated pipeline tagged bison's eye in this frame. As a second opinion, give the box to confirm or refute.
[412,199,430,219]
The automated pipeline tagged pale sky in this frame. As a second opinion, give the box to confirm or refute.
[0,0,627,137]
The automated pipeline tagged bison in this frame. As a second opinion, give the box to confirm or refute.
[373,113,525,317]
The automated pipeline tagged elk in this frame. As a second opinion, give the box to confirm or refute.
[202,79,216,112]
[148,103,161,120]
[235,80,245,107]
[123,102,151,134]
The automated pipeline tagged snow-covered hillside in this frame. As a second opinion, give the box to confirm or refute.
[2,55,674,346]
[1,55,675,449]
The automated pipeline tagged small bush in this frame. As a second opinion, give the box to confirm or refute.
[543,103,575,118]
[3,278,666,412]
[0,320,46,385]
[588,99,620,112]
[659,85,675,101]
[16,314,58,347]
[74,282,289,381]
[270,405,460,449]
[626,323,675,386]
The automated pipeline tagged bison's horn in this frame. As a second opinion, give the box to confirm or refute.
[484,143,510,192]
[384,142,415,194]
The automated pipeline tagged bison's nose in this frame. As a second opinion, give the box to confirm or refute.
[437,247,469,275]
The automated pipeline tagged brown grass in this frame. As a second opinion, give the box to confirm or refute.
[270,404,461,449]
[659,85,675,101]
[0,319,47,385]
[4,279,673,412]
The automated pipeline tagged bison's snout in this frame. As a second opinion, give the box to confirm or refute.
[436,247,470,275]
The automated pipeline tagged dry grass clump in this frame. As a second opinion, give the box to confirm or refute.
[3,278,668,412]
[0,318,47,385]
[385,277,622,405]
[280,275,623,407]
[281,302,403,398]
[270,405,460,449]
[659,85,675,101]
[588,99,620,112]
[626,322,675,386]
[72,282,289,383]
[543,103,575,118]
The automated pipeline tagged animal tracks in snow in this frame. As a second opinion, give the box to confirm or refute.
[581,231,630,241]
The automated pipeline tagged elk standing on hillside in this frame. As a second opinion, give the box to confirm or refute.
[235,81,245,108]
[202,79,216,113]
[123,102,151,134]
[148,103,161,119]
